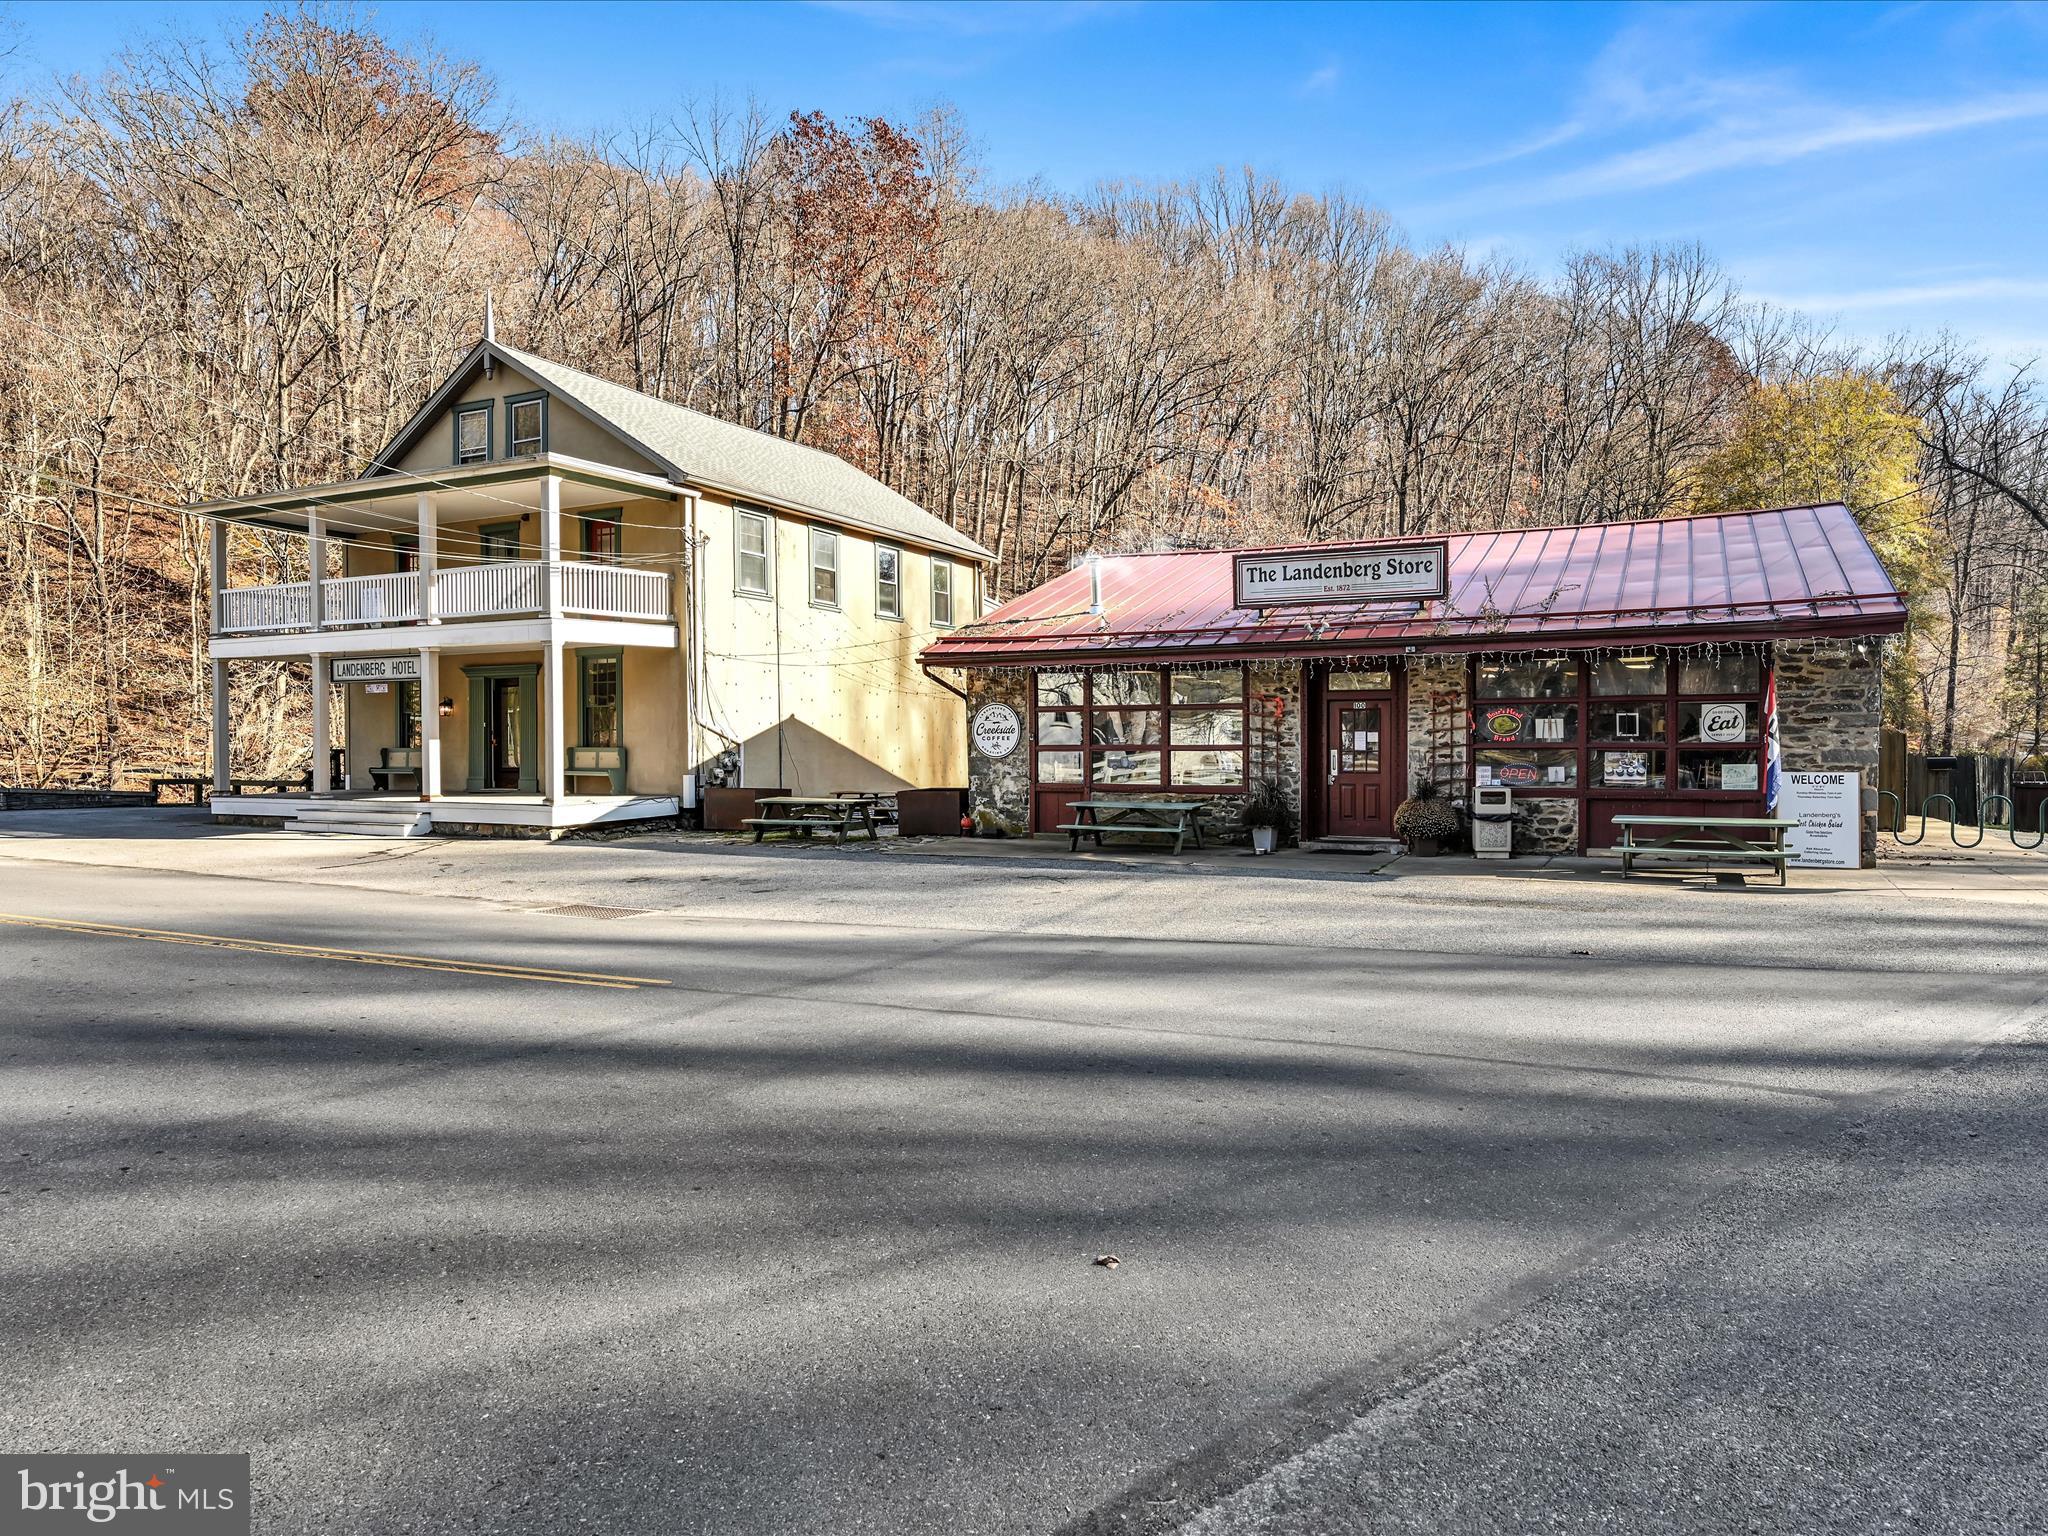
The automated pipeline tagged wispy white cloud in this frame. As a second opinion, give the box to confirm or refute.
[1756,277,2048,311]
[1430,9,2048,214]
[1296,59,1342,100]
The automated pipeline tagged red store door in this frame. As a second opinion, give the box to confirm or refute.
[1322,696,1394,837]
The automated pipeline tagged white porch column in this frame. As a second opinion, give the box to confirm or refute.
[543,639,566,805]
[310,654,332,794]
[208,518,229,634]
[416,490,439,624]
[540,474,563,615]
[210,658,231,794]
[307,505,326,631]
[419,647,442,800]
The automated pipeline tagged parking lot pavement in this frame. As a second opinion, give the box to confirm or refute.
[1178,1016,2048,1536]
[0,812,2044,1533]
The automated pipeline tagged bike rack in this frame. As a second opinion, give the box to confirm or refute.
[1880,788,2048,850]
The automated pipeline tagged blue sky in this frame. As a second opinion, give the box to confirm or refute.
[12,0,2048,360]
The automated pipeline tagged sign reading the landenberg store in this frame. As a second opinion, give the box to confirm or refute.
[330,655,421,685]
[1233,541,1449,609]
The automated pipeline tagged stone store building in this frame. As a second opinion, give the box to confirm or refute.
[920,504,1907,862]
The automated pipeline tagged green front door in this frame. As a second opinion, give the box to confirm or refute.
[461,663,541,793]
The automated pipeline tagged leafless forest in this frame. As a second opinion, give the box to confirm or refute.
[2,11,2044,786]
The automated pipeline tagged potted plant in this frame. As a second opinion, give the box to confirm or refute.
[1243,778,1294,855]
[1393,777,1461,856]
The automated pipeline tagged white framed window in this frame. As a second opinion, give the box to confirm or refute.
[736,509,771,596]
[931,558,955,627]
[810,526,840,608]
[455,404,491,466]
[876,543,903,621]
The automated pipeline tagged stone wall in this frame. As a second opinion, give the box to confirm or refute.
[1517,794,1578,854]
[964,669,1031,834]
[1245,660,1306,842]
[1775,638,1884,865]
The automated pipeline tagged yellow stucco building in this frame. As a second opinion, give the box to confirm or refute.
[190,336,991,835]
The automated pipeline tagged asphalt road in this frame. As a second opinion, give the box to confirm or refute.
[2,818,2044,1533]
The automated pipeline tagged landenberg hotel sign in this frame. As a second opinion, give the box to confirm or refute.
[1233,541,1450,609]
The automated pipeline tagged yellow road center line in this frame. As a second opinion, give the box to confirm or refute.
[0,913,670,990]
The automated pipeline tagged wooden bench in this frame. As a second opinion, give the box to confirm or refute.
[1614,814,1799,886]
[564,745,628,794]
[367,747,422,791]
[228,774,312,795]
[742,795,880,845]
[150,775,212,805]
[1060,798,1209,854]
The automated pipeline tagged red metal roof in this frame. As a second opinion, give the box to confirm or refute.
[923,504,1908,668]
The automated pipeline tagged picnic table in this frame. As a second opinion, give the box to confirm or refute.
[1614,813,1799,885]
[742,794,882,845]
[1059,798,1209,854]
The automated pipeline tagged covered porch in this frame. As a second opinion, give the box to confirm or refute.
[207,789,679,838]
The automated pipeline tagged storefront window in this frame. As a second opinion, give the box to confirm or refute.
[1593,749,1664,790]
[1470,648,1770,816]
[1171,669,1244,705]
[1090,709,1161,746]
[1473,702,1577,745]
[580,653,621,747]
[1679,654,1761,694]
[1037,750,1083,783]
[1093,750,1161,784]
[1033,666,1248,795]
[1591,653,1667,696]
[1678,700,1754,743]
[1678,750,1761,791]
[1590,702,1666,742]
[1171,750,1245,787]
[1036,672,1084,708]
[1474,748,1577,789]
[1326,668,1393,691]
[1476,657,1578,698]
[1037,709,1083,746]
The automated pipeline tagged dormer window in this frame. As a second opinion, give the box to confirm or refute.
[508,393,546,457]
[455,403,491,466]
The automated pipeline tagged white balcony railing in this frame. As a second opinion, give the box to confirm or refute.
[322,571,422,627]
[213,560,671,635]
[434,560,546,620]
[561,561,672,620]
[218,581,312,634]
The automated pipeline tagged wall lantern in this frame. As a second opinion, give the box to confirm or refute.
[439,697,455,717]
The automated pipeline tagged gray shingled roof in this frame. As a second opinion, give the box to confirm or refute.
[491,343,992,561]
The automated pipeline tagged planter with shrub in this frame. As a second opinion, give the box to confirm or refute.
[1392,778,1461,855]
[1243,777,1295,854]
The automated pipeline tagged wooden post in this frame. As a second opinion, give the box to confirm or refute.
[417,490,438,624]
[540,474,563,616]
[208,518,229,634]
[310,654,331,794]
[211,658,231,794]
[543,640,566,805]
[307,506,326,631]
[419,647,442,800]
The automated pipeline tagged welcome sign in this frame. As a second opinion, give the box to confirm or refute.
[1233,542,1449,608]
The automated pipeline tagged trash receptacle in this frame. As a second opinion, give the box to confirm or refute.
[1471,785,1514,860]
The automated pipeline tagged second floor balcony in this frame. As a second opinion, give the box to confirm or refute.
[215,559,673,636]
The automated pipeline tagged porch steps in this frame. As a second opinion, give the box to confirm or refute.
[1300,836,1404,856]
[281,800,433,838]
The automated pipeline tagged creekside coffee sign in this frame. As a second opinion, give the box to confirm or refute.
[331,655,421,685]
[970,703,1023,760]
[1233,541,1449,609]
